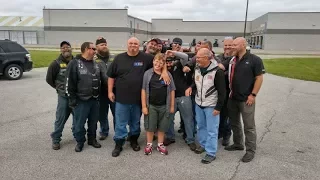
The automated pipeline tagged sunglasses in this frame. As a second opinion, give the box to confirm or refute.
[88,47,97,51]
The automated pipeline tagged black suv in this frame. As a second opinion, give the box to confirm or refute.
[0,39,33,80]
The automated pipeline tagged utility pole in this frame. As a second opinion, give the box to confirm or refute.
[244,0,249,38]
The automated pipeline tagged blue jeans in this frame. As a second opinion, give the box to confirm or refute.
[195,105,220,156]
[51,95,73,144]
[166,96,195,144]
[73,98,99,143]
[113,102,142,143]
[99,94,116,136]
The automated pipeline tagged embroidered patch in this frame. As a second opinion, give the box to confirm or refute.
[60,63,67,68]
[196,75,200,81]
[207,75,213,80]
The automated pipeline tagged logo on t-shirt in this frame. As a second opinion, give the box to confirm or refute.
[134,62,143,66]
[160,80,165,85]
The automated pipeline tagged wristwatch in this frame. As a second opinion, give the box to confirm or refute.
[251,93,257,97]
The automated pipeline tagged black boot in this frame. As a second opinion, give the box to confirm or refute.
[75,143,84,152]
[112,139,124,157]
[129,135,141,151]
[88,139,102,148]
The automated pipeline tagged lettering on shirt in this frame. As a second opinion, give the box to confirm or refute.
[133,62,143,67]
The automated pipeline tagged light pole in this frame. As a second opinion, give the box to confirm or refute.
[243,0,249,38]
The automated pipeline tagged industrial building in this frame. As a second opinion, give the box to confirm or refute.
[0,9,319,51]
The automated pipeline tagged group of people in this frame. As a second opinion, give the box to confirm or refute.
[46,35,265,164]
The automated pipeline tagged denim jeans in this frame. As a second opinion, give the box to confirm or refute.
[195,105,220,156]
[98,94,116,136]
[166,96,195,144]
[73,98,99,144]
[51,95,73,144]
[113,102,142,144]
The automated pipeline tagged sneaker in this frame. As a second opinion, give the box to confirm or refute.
[241,151,255,163]
[52,143,60,150]
[75,143,84,152]
[188,143,197,151]
[224,144,244,151]
[157,144,168,155]
[201,154,216,164]
[163,138,175,146]
[144,144,153,155]
[195,146,205,154]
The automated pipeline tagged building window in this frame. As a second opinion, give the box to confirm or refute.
[10,31,24,44]
[0,31,9,40]
[137,23,139,29]
[24,32,37,44]
[130,21,133,35]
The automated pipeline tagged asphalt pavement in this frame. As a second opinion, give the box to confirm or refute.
[0,68,319,180]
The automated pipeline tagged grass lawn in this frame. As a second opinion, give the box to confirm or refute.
[29,50,320,82]
[263,58,320,82]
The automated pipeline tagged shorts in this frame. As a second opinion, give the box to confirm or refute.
[144,104,170,132]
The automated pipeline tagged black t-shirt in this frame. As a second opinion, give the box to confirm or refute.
[149,73,167,106]
[222,52,265,101]
[107,51,153,104]
[169,60,191,98]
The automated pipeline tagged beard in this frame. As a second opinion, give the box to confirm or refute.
[62,51,72,59]
[98,49,110,58]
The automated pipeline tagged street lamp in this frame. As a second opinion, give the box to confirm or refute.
[243,0,249,38]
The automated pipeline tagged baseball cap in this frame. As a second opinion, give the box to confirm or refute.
[60,41,71,47]
[172,37,182,45]
[148,38,162,44]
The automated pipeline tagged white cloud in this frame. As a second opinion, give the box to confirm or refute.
[0,0,319,21]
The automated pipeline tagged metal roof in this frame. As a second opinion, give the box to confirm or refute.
[0,16,43,27]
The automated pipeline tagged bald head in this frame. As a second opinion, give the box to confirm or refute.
[127,37,140,56]
[231,37,247,57]
[196,48,212,67]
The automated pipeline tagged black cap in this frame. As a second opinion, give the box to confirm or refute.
[96,37,107,45]
[172,37,182,45]
[60,41,71,47]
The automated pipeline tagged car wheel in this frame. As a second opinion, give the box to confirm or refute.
[4,64,23,80]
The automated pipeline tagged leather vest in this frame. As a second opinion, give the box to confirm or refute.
[76,59,101,100]
[55,59,68,97]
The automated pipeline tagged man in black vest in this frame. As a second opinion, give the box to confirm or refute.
[216,38,233,146]
[46,41,74,150]
[66,42,107,152]
[94,37,115,140]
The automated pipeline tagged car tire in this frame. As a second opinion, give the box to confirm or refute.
[4,64,23,80]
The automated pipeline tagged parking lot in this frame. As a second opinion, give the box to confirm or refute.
[0,68,320,180]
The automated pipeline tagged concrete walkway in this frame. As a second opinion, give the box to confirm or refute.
[0,70,319,180]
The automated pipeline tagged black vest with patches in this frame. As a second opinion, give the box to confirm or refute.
[55,59,68,97]
[76,59,101,100]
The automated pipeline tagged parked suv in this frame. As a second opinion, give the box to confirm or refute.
[0,40,33,80]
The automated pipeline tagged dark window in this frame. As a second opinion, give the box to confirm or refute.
[0,42,27,53]
[0,46,4,53]
[130,21,133,35]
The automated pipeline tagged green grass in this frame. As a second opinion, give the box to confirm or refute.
[30,50,320,82]
[263,58,320,82]
[29,50,62,68]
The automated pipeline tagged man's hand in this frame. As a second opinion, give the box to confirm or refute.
[142,107,148,115]
[170,106,175,114]
[165,50,174,57]
[185,87,192,96]
[183,66,191,73]
[108,92,115,102]
[69,99,77,110]
[246,94,255,106]
[160,72,171,85]
[213,110,220,116]
[218,63,226,70]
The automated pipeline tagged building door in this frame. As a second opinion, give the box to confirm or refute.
[260,36,263,49]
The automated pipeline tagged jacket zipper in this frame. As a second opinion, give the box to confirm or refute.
[200,75,204,106]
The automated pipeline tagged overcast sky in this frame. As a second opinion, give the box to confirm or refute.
[0,0,319,21]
